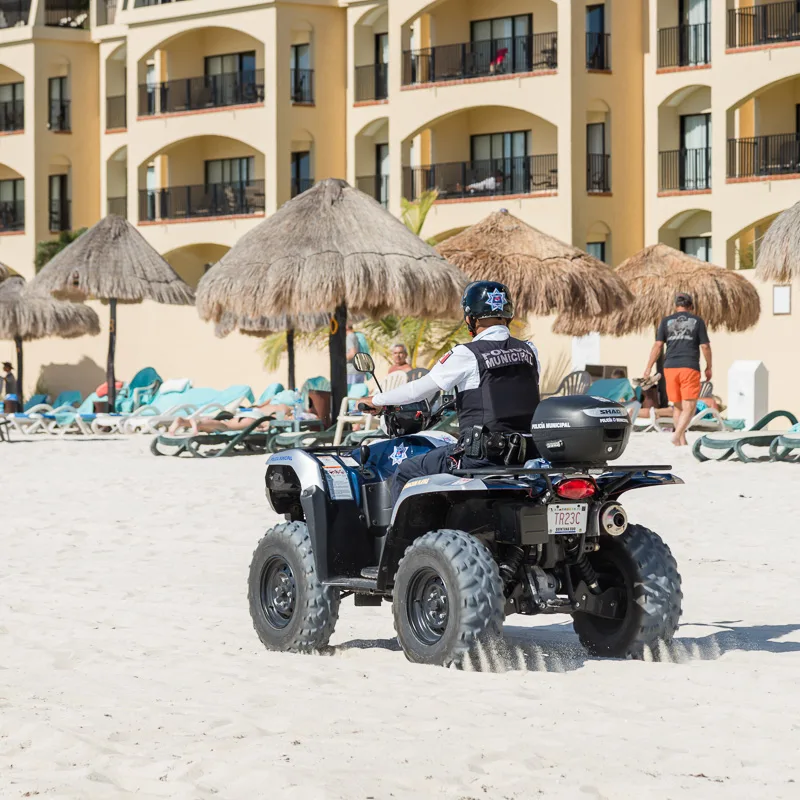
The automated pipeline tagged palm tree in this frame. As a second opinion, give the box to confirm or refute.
[35,229,88,273]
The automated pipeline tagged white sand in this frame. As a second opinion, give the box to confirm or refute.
[2,433,799,799]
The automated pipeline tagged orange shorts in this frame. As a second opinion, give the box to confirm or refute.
[664,368,701,404]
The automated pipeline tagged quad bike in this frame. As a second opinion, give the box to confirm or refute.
[248,358,683,668]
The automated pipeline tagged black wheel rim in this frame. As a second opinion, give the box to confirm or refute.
[407,567,449,646]
[260,555,296,629]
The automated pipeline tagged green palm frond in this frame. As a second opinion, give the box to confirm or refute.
[259,331,289,372]
[400,189,439,237]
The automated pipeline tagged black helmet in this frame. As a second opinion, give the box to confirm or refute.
[461,280,514,334]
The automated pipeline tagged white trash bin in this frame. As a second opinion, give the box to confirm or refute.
[727,361,768,430]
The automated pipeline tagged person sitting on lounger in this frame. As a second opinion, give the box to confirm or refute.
[167,399,317,436]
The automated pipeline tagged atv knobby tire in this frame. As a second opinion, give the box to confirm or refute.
[248,522,340,653]
[572,524,682,659]
[393,529,504,668]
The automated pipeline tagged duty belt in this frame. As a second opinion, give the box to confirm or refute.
[459,426,533,465]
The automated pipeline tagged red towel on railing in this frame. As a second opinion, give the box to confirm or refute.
[96,381,124,398]
[492,48,509,66]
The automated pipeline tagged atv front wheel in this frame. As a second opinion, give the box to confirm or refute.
[392,529,504,667]
[248,522,340,653]
[572,524,682,659]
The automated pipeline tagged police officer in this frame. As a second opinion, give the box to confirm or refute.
[365,280,541,501]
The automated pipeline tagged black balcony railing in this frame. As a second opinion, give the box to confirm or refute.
[728,133,800,178]
[0,99,24,132]
[49,199,71,232]
[138,70,264,116]
[291,178,314,198]
[354,63,388,102]
[45,1,90,27]
[587,154,611,192]
[138,180,265,221]
[99,0,116,25]
[107,196,127,217]
[727,1,800,48]
[49,100,70,131]
[586,32,610,70]
[0,1,31,28]
[403,154,557,201]
[356,175,389,207]
[106,94,126,129]
[134,0,190,6]
[402,32,558,86]
[291,69,314,103]
[0,199,24,232]
[657,23,711,67]
[659,147,712,191]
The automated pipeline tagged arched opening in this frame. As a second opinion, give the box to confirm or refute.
[727,74,800,181]
[587,99,611,193]
[47,155,71,233]
[0,163,24,233]
[105,43,127,131]
[658,209,713,263]
[402,105,558,202]
[726,212,782,272]
[137,27,265,117]
[0,64,24,133]
[586,220,611,264]
[658,84,711,192]
[401,0,558,86]
[354,6,389,102]
[355,117,389,205]
[163,243,229,289]
[290,128,314,198]
[107,146,128,218]
[137,135,264,223]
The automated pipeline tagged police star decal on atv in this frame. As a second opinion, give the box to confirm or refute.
[389,444,409,466]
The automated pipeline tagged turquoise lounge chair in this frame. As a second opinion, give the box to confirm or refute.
[117,367,163,413]
[692,411,799,463]
[252,382,285,407]
[8,391,82,434]
[769,423,800,462]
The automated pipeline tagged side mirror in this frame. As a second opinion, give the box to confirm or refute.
[353,352,375,374]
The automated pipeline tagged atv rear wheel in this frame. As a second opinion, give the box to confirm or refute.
[393,529,504,668]
[572,524,682,659]
[248,522,340,653]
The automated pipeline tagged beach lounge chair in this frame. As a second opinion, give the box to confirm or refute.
[150,416,273,458]
[542,370,591,398]
[45,393,103,435]
[251,382,285,407]
[692,410,799,463]
[7,391,82,434]
[116,367,163,413]
[769,425,800,462]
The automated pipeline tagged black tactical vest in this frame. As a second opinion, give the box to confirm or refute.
[455,336,541,434]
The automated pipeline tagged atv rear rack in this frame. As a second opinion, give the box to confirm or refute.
[452,464,672,478]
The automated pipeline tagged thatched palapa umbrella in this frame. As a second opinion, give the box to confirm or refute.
[197,179,465,419]
[436,209,632,317]
[755,201,800,283]
[30,215,194,411]
[553,244,761,337]
[0,275,100,405]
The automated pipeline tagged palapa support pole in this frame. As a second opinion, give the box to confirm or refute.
[286,327,296,390]
[329,303,347,424]
[14,334,23,408]
[107,298,117,412]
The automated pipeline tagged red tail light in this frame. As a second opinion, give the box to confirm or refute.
[555,478,597,500]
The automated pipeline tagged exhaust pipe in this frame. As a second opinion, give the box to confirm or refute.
[599,503,628,536]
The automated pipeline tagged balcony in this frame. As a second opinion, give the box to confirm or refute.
[107,196,127,217]
[728,133,800,179]
[48,100,70,132]
[44,1,89,28]
[402,33,558,87]
[587,154,610,193]
[138,71,264,117]
[106,94,126,130]
[291,69,314,104]
[139,180,265,222]
[134,0,190,6]
[403,155,557,201]
[657,23,711,68]
[354,64,388,103]
[290,178,314,198]
[49,199,70,232]
[356,175,389,207]
[586,32,610,70]
[98,0,116,25]
[0,1,30,28]
[0,99,23,132]
[0,199,23,232]
[727,1,800,49]
[659,148,711,192]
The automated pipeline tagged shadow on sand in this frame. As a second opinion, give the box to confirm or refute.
[331,621,800,673]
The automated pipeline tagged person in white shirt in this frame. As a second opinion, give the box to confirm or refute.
[364,281,541,502]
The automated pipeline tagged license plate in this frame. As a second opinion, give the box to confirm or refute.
[547,503,588,535]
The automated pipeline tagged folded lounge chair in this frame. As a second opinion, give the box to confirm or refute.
[692,411,799,463]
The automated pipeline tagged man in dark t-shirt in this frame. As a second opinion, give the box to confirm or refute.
[643,293,712,447]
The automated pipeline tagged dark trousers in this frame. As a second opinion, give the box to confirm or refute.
[391,444,494,504]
